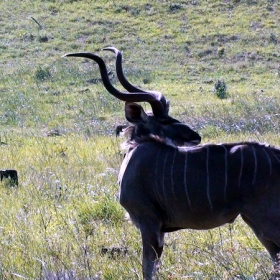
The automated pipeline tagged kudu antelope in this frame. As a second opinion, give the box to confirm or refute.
[64,49,280,279]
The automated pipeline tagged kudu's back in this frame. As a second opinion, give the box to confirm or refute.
[119,140,280,232]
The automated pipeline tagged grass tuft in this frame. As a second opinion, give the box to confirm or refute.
[34,67,52,82]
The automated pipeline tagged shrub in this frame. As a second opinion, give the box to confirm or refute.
[34,67,52,81]
[213,79,227,99]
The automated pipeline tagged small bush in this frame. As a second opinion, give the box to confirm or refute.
[213,79,227,99]
[269,33,278,44]
[169,3,182,12]
[217,47,225,58]
[34,67,52,81]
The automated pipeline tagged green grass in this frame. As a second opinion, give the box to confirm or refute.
[0,0,280,278]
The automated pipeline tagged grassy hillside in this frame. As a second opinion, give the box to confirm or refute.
[0,0,280,279]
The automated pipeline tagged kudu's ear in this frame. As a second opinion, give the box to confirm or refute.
[125,102,148,124]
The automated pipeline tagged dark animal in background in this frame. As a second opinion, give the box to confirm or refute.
[64,48,280,280]
[0,169,18,186]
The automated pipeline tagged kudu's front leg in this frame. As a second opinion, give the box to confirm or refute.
[140,222,165,280]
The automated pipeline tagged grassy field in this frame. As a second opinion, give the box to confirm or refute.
[0,0,280,279]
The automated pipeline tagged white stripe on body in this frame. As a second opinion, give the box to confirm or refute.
[220,145,228,201]
[184,152,192,210]
[238,146,244,188]
[270,149,280,165]
[262,147,272,176]
[162,149,170,204]
[170,150,177,201]
[155,148,165,209]
[252,145,257,186]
